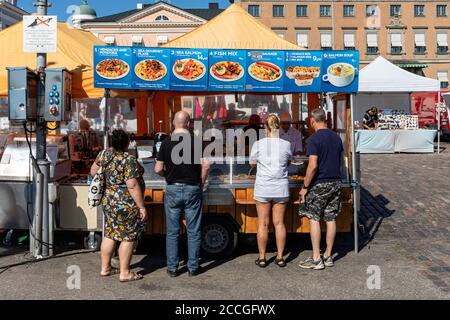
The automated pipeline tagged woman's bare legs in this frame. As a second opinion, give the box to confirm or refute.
[256,201,271,260]
[272,203,287,260]
[100,237,115,275]
[118,241,135,280]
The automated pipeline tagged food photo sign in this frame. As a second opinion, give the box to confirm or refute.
[208,49,247,92]
[245,51,285,92]
[169,49,209,91]
[321,51,360,93]
[284,51,323,92]
[132,48,171,90]
[94,46,133,89]
[93,46,360,93]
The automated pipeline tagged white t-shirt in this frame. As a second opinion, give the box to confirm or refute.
[250,137,292,198]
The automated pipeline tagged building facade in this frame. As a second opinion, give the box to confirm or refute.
[0,0,28,30]
[235,0,450,88]
[80,1,224,47]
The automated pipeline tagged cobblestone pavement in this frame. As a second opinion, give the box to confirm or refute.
[360,142,450,293]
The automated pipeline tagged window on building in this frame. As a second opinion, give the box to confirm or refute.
[131,36,144,47]
[320,5,332,17]
[343,33,355,50]
[248,5,260,17]
[390,33,403,54]
[437,5,448,16]
[155,15,169,21]
[276,32,285,39]
[296,5,308,17]
[366,33,379,53]
[104,36,116,45]
[437,32,448,53]
[438,71,449,88]
[157,35,168,46]
[366,5,378,16]
[320,32,333,50]
[343,5,355,17]
[414,32,426,54]
[297,32,309,48]
[273,5,284,17]
[414,5,425,17]
[390,5,402,17]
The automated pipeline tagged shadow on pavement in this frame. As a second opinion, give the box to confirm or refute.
[358,187,395,250]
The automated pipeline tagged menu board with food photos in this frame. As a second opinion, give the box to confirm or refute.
[245,50,285,92]
[94,46,132,89]
[132,48,170,90]
[284,51,323,93]
[208,49,247,92]
[169,49,209,91]
[93,46,360,93]
[321,51,360,93]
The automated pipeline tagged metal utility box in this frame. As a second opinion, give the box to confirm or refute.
[7,67,38,121]
[44,68,72,122]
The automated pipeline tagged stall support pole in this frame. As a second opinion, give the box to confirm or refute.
[350,94,359,253]
[103,89,110,149]
[101,89,111,240]
[33,166,44,257]
[33,0,52,258]
[438,91,441,155]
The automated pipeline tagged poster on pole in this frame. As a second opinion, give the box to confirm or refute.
[94,46,133,89]
[132,48,171,90]
[208,49,247,92]
[321,51,360,93]
[284,51,323,92]
[245,50,285,92]
[23,15,57,53]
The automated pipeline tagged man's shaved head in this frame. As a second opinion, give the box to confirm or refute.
[173,111,190,129]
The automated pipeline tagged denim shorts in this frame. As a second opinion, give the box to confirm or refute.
[254,196,289,204]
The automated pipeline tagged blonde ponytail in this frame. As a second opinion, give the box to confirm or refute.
[266,114,280,132]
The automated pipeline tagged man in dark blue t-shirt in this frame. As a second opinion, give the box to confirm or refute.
[299,108,343,270]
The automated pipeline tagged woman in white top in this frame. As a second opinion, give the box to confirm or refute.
[250,115,292,268]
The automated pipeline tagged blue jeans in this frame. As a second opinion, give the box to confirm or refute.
[164,184,203,272]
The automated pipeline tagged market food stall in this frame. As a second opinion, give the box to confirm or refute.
[355,56,440,153]
[1,4,362,255]
[91,4,361,256]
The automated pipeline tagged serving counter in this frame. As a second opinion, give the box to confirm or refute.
[140,158,354,252]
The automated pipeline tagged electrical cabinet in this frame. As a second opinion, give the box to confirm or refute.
[7,67,38,121]
[44,68,72,122]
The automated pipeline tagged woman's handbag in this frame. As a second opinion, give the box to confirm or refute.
[88,150,114,208]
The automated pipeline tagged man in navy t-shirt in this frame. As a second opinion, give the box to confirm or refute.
[298,108,343,270]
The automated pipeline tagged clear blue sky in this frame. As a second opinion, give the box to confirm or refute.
[19,0,231,20]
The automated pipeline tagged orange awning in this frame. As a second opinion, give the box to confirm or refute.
[163,4,304,50]
[0,21,105,98]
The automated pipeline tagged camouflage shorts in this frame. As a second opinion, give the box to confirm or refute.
[299,181,342,222]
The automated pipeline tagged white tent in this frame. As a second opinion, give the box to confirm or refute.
[352,56,439,156]
[358,56,440,92]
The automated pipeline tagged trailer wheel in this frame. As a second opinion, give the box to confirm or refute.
[201,217,238,258]
[83,233,102,251]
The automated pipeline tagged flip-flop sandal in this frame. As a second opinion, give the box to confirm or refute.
[255,258,267,268]
[100,268,119,277]
[274,258,287,268]
[119,272,143,283]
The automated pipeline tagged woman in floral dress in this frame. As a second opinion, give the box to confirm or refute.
[90,129,147,282]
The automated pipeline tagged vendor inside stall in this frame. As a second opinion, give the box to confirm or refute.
[280,111,304,155]
[362,107,379,130]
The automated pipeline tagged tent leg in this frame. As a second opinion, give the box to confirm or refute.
[350,94,359,253]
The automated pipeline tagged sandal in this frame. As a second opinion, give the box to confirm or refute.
[274,258,287,268]
[255,257,267,268]
[100,268,119,277]
[119,272,143,283]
